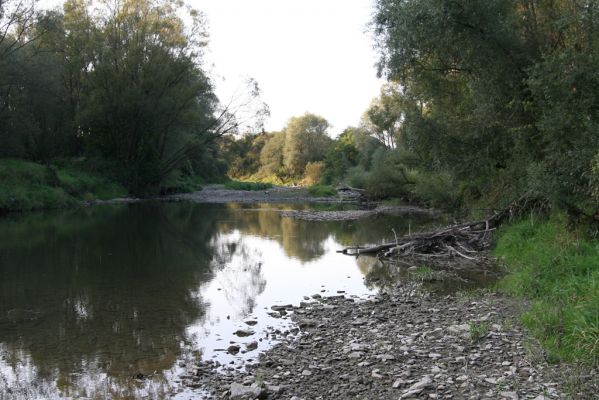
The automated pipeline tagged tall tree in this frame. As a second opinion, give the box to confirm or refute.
[282,113,332,177]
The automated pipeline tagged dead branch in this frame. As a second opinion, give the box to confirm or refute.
[338,197,532,261]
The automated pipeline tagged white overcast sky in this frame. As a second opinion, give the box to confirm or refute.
[196,0,384,136]
[41,0,384,136]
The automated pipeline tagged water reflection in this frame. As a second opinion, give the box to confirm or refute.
[0,202,432,399]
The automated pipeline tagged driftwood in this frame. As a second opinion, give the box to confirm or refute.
[337,198,528,260]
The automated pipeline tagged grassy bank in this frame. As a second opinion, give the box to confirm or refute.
[494,215,599,366]
[0,158,127,212]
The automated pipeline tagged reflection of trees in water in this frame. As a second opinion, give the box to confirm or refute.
[218,205,434,262]
[209,234,266,318]
[0,203,221,398]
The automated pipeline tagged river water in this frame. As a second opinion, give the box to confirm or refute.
[0,202,494,399]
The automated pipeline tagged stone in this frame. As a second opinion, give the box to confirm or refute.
[229,383,265,400]
[245,341,258,351]
[227,345,241,354]
[400,375,433,399]
[499,391,519,400]
[234,329,255,337]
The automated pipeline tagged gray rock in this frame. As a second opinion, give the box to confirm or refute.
[229,382,265,400]
[400,375,433,399]
[245,341,258,351]
[234,329,255,337]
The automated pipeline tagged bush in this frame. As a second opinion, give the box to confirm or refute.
[224,180,273,191]
[412,171,461,209]
[308,184,337,197]
[364,148,413,199]
[303,161,325,186]
[344,166,369,188]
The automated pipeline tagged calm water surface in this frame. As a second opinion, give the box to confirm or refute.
[0,202,441,399]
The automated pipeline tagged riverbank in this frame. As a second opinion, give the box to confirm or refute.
[180,286,597,399]
[0,158,127,212]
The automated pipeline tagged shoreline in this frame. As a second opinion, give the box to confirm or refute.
[178,286,596,400]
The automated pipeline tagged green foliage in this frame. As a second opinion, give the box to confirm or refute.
[303,161,325,186]
[372,0,599,214]
[308,185,336,197]
[344,166,369,189]
[0,158,126,211]
[469,322,491,343]
[412,171,461,209]
[364,148,415,199]
[494,216,599,365]
[282,113,332,177]
[259,132,286,178]
[224,181,273,191]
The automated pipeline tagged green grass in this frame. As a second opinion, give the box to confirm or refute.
[469,322,490,343]
[494,214,599,366]
[224,180,273,191]
[308,184,337,197]
[0,158,127,212]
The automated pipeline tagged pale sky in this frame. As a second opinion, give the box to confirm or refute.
[40,0,384,136]
[196,0,383,136]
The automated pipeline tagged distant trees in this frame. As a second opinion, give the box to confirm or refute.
[282,114,331,176]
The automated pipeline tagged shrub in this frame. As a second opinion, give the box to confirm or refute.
[308,185,337,197]
[412,170,461,209]
[344,166,369,188]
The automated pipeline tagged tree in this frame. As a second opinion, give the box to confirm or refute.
[362,83,404,149]
[259,132,285,177]
[282,113,332,177]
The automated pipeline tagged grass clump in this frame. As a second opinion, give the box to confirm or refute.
[469,322,490,343]
[308,184,337,197]
[494,215,599,366]
[224,180,273,191]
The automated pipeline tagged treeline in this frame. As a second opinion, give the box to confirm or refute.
[0,0,265,196]
[227,0,599,219]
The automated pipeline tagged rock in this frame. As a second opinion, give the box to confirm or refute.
[302,369,312,376]
[392,378,407,388]
[229,383,265,400]
[500,391,519,400]
[227,345,241,354]
[234,329,255,337]
[245,341,258,351]
[297,319,317,328]
[244,320,258,326]
[271,305,292,311]
[400,375,433,399]
[447,323,471,338]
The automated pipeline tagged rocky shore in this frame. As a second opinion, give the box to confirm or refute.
[177,285,596,399]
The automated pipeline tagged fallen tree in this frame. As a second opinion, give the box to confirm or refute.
[337,197,542,260]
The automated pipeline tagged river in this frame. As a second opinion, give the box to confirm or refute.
[0,202,494,399]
